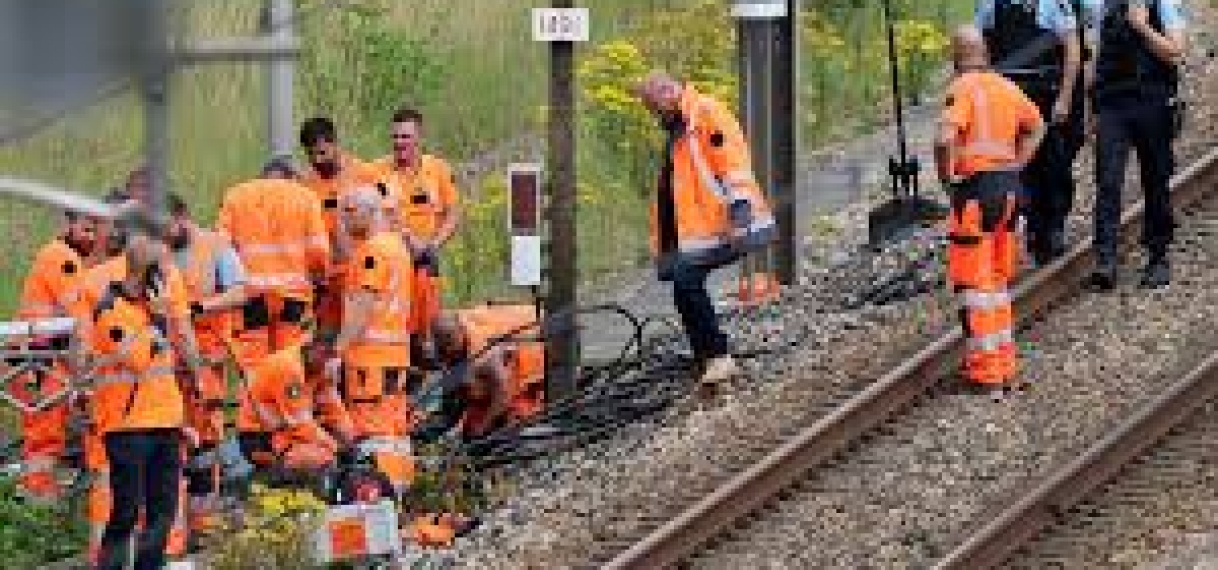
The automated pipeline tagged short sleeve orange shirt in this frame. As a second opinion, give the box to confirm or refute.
[18,239,84,319]
[372,155,459,242]
[942,71,1043,177]
[300,155,383,241]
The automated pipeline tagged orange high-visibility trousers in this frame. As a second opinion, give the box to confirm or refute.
[185,363,227,446]
[947,173,1019,385]
[411,267,441,337]
[13,367,71,501]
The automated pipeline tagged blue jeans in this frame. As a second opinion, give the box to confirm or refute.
[670,261,729,361]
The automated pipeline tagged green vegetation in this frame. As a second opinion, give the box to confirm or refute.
[0,478,89,569]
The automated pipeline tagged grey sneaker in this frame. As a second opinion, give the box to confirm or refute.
[700,355,740,386]
[1141,257,1170,289]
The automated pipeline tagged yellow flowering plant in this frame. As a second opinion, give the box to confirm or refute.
[208,483,328,570]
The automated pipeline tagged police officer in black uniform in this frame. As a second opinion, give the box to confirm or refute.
[1086,0,1187,289]
[978,0,1085,266]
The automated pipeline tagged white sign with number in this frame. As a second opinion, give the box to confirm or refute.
[532,8,590,42]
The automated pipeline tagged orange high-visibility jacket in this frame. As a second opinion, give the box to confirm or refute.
[457,304,544,420]
[244,345,338,455]
[650,84,776,268]
[343,232,413,368]
[15,238,84,461]
[299,155,383,246]
[216,178,329,301]
[371,155,460,243]
[941,71,1044,178]
[85,274,189,434]
[19,239,85,319]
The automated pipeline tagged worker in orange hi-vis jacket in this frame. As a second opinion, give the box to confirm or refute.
[432,305,546,439]
[237,334,350,473]
[60,190,190,567]
[297,117,384,341]
[371,107,462,368]
[329,185,417,492]
[79,232,201,570]
[934,25,1046,393]
[216,160,330,368]
[162,193,251,535]
[634,70,776,388]
[10,209,96,502]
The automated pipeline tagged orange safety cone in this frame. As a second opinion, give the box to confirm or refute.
[406,513,457,548]
[736,272,781,307]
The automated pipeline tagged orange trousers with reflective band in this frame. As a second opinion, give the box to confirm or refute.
[13,367,71,501]
[947,173,1019,385]
[412,268,441,336]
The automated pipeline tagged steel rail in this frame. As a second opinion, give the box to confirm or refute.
[933,147,1218,570]
[602,146,1218,570]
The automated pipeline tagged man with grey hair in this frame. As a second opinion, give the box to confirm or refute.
[634,70,776,388]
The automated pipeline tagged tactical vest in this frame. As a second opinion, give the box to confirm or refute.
[984,0,1064,92]
[1094,0,1178,101]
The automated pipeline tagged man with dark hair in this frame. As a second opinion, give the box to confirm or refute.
[297,116,381,341]
[373,107,462,364]
[12,207,97,503]
[162,193,250,533]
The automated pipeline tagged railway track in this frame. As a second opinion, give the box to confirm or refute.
[599,147,1218,569]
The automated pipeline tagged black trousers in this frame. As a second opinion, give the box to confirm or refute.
[1021,85,1084,262]
[1093,96,1176,261]
[670,260,729,361]
[98,428,183,570]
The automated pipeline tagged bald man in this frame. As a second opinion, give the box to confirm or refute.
[634,71,776,387]
[332,186,417,441]
[935,25,1046,393]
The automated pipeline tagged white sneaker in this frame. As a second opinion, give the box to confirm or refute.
[700,355,740,385]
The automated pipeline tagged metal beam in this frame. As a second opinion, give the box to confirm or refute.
[171,37,300,64]
[265,0,296,158]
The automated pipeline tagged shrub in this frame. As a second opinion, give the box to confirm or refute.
[207,484,327,570]
[0,478,88,569]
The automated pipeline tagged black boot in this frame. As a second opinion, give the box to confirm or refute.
[1087,253,1117,291]
[1141,255,1170,289]
[1048,228,1068,260]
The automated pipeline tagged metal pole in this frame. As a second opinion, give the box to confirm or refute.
[544,0,579,402]
[141,0,171,220]
[265,0,295,158]
[772,0,797,285]
[881,0,915,203]
[732,0,791,285]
